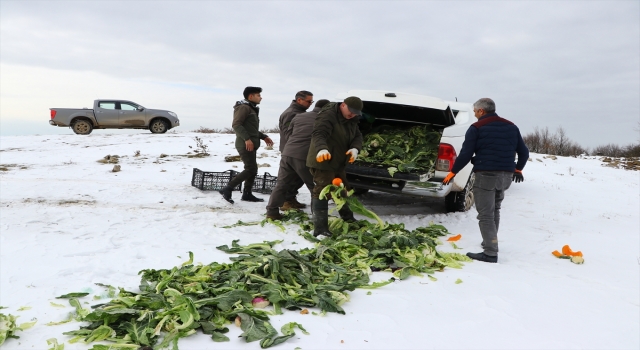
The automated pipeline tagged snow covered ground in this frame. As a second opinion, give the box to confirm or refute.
[1,131,638,349]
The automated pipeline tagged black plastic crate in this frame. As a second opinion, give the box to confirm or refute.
[252,172,277,194]
[191,169,278,194]
[191,169,241,191]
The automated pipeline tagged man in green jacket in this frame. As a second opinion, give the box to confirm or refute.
[306,96,364,237]
[219,86,273,204]
[278,90,314,210]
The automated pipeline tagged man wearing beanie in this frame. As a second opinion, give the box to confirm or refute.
[219,86,274,204]
[265,99,331,220]
[277,90,314,210]
[442,98,529,263]
[306,96,363,237]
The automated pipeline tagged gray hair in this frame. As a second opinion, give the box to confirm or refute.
[295,90,313,100]
[473,98,496,113]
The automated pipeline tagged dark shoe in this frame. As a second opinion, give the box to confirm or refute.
[241,193,264,202]
[279,201,301,211]
[312,198,331,237]
[265,208,283,220]
[466,252,497,263]
[338,206,356,223]
[218,187,234,204]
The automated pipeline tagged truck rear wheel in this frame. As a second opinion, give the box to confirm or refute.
[445,173,475,212]
[72,119,93,135]
[150,119,169,134]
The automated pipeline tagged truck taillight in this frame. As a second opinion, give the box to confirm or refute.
[436,143,457,172]
[50,110,57,119]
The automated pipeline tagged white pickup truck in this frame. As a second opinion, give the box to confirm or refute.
[338,90,475,212]
[49,99,180,135]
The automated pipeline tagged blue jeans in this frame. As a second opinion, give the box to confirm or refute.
[472,171,513,256]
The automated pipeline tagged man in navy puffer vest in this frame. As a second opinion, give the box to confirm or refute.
[442,98,529,263]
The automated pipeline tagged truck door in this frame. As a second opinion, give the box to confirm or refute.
[119,102,146,127]
[95,101,120,126]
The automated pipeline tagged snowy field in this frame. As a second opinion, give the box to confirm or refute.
[1,131,638,350]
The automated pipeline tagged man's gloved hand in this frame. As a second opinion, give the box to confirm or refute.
[346,148,359,163]
[316,149,331,162]
[442,172,456,185]
[513,169,524,183]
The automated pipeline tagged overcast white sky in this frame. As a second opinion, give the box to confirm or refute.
[1,0,638,148]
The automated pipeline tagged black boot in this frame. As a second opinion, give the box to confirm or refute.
[218,186,234,204]
[466,252,497,263]
[312,198,331,237]
[241,191,264,202]
[338,205,356,223]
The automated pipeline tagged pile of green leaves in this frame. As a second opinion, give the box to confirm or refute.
[0,308,37,345]
[356,125,442,175]
[61,190,470,350]
[59,250,310,350]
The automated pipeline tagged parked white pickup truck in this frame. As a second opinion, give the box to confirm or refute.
[338,90,475,212]
[49,100,180,135]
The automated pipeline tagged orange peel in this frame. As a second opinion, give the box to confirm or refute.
[446,234,462,242]
[561,245,583,257]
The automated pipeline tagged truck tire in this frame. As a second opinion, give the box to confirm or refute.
[149,119,169,134]
[445,173,475,212]
[71,119,93,135]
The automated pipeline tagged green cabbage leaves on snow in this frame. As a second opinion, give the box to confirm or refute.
[0,310,36,346]
[60,189,470,350]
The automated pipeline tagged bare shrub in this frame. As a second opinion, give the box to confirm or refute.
[592,143,625,157]
[624,143,640,157]
[193,136,210,156]
[522,129,541,153]
[591,122,640,157]
[193,126,221,133]
[260,124,280,134]
[523,127,586,156]
[539,127,556,155]
[593,143,640,157]
[221,127,235,134]
[555,127,570,155]
[564,142,588,157]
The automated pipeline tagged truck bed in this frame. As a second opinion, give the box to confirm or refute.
[345,164,430,181]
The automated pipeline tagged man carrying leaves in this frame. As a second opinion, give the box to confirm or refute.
[306,96,363,237]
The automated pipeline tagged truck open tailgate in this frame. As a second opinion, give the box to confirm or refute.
[338,90,456,127]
